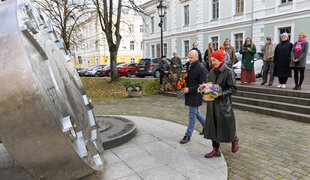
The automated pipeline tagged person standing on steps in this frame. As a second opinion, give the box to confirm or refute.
[170,52,182,74]
[290,32,309,90]
[273,33,293,89]
[180,50,207,144]
[203,50,238,158]
[261,35,277,86]
[239,37,257,84]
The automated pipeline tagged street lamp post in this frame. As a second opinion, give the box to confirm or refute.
[157,0,166,58]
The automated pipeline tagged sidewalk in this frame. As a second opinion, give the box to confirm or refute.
[94,95,310,180]
[83,116,227,180]
[237,69,310,91]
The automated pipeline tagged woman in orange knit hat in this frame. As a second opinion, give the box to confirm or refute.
[203,50,238,158]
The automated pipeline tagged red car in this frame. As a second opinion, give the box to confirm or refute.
[117,63,137,77]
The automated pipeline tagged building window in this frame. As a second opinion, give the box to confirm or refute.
[151,45,155,58]
[151,16,154,34]
[163,15,167,31]
[129,24,134,32]
[281,0,292,3]
[184,5,189,26]
[212,0,219,19]
[211,36,219,51]
[141,41,143,50]
[279,27,291,41]
[236,0,244,14]
[184,40,189,57]
[95,58,99,65]
[234,33,243,53]
[130,41,135,50]
[130,58,136,63]
[163,43,168,56]
[140,25,143,32]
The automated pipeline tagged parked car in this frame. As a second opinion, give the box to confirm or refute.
[78,66,96,76]
[232,53,264,79]
[85,66,101,76]
[117,63,137,77]
[136,58,170,78]
[98,64,111,77]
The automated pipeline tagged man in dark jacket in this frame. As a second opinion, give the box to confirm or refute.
[159,56,170,85]
[170,52,182,74]
[191,43,203,63]
[180,50,207,144]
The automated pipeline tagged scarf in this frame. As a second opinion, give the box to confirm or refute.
[295,38,306,55]
[214,62,224,73]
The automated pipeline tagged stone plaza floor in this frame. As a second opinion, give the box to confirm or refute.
[94,95,310,180]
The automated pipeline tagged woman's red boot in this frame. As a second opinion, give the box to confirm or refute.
[204,147,221,158]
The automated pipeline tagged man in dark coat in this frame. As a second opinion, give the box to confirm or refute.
[159,56,170,85]
[180,50,207,144]
[191,43,203,63]
[204,50,238,158]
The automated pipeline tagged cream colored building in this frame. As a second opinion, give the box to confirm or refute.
[72,11,144,69]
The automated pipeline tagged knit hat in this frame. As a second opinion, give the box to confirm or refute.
[281,33,289,38]
[210,50,225,63]
[266,35,272,40]
[219,45,225,50]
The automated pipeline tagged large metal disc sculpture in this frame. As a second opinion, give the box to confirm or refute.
[0,0,104,179]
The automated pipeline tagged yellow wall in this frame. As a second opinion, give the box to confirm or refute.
[73,55,142,69]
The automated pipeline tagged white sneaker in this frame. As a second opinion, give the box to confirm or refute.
[277,84,282,88]
[281,84,286,88]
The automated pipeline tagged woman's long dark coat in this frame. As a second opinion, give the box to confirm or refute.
[204,64,237,143]
[273,40,293,78]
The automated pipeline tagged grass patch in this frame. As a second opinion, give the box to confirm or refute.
[81,77,161,102]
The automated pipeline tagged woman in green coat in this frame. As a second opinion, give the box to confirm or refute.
[239,37,257,83]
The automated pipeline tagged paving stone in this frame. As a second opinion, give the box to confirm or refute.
[94,95,310,180]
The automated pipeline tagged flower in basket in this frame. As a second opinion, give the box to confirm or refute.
[197,82,222,101]
[163,73,188,93]
[123,81,144,92]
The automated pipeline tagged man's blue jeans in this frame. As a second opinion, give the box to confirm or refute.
[185,106,205,138]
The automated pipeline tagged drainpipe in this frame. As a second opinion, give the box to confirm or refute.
[251,0,254,39]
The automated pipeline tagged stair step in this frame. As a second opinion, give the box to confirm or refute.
[236,85,310,98]
[232,96,310,115]
[233,102,310,123]
[234,91,310,106]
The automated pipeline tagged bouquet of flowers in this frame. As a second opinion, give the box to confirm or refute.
[197,82,222,101]
[163,73,188,99]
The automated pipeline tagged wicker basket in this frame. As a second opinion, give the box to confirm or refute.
[203,94,215,101]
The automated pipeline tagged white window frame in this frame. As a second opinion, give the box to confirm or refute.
[212,0,219,20]
[274,23,294,43]
[235,0,244,15]
[150,44,156,58]
[130,57,136,63]
[183,39,190,58]
[183,4,190,27]
[163,43,168,57]
[130,41,135,50]
[209,34,220,51]
[281,0,293,4]
[231,31,245,54]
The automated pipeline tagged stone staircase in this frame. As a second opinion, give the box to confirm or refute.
[232,85,310,123]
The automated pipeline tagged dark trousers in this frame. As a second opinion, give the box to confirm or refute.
[292,67,305,87]
[160,73,169,85]
[278,77,288,84]
[262,61,274,84]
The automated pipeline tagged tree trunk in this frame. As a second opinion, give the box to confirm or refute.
[110,47,119,82]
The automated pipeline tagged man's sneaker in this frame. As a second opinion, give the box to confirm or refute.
[277,84,282,88]
[260,82,266,85]
[180,136,190,144]
[281,84,286,88]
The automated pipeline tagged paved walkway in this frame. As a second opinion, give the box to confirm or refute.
[83,116,227,180]
[94,95,310,180]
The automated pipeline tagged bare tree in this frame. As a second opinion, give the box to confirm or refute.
[35,0,92,52]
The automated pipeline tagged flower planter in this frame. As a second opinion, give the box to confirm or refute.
[176,90,185,99]
[128,91,142,97]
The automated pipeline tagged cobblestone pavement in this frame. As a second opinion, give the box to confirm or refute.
[94,95,310,180]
